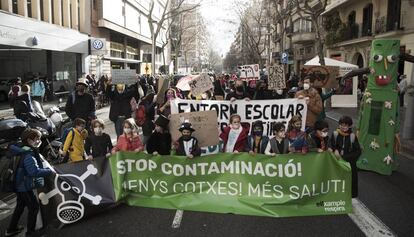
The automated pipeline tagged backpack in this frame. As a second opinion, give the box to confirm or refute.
[60,128,75,147]
[135,105,146,127]
[333,131,355,150]
[0,152,23,192]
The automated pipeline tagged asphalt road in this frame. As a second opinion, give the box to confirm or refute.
[0,109,413,236]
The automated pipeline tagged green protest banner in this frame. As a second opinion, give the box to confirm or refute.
[109,152,352,218]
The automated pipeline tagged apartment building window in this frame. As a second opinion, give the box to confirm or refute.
[12,0,17,14]
[27,0,32,17]
[386,0,401,31]
[362,4,373,36]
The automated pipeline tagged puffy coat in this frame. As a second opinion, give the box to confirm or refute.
[112,134,144,152]
[10,145,53,192]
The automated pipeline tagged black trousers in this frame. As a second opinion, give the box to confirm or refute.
[8,191,39,233]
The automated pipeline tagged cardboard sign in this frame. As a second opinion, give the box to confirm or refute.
[268,65,286,90]
[238,64,260,81]
[170,110,219,147]
[300,66,339,89]
[189,73,214,96]
[156,76,170,104]
[111,69,137,85]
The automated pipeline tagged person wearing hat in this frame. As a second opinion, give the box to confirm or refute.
[146,115,172,155]
[65,77,96,125]
[174,121,201,158]
[246,120,269,155]
[107,82,139,138]
[85,119,113,160]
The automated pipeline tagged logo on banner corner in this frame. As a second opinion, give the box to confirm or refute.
[39,164,102,224]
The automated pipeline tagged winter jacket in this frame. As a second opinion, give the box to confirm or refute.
[329,130,361,163]
[308,132,329,152]
[146,132,172,155]
[107,85,137,122]
[246,135,269,154]
[63,128,88,162]
[139,100,156,136]
[13,93,33,121]
[31,80,45,97]
[112,134,144,153]
[287,129,309,153]
[295,88,322,128]
[65,91,95,121]
[85,133,113,158]
[220,123,250,153]
[175,137,201,157]
[10,145,53,192]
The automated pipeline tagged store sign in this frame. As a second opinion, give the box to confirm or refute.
[90,38,106,55]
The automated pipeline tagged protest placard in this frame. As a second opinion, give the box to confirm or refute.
[171,98,307,137]
[156,76,170,104]
[189,73,214,96]
[170,110,219,147]
[268,65,286,90]
[300,65,340,89]
[238,64,260,81]
[111,69,137,85]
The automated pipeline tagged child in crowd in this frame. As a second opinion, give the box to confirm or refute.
[265,122,289,156]
[309,120,331,153]
[220,114,250,153]
[246,120,269,154]
[146,115,172,155]
[62,118,88,162]
[330,116,361,198]
[112,118,144,153]
[287,115,308,154]
[174,121,201,158]
[85,119,113,159]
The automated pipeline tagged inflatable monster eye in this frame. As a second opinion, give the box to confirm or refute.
[373,55,383,62]
[387,55,397,63]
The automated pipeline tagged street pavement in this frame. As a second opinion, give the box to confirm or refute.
[0,105,413,236]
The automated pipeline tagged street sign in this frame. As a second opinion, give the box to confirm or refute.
[281,52,289,64]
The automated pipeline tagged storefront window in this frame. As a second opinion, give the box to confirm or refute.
[126,45,139,60]
[110,42,125,58]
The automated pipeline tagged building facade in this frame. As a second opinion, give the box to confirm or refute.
[324,0,414,85]
[91,0,169,77]
[0,0,91,92]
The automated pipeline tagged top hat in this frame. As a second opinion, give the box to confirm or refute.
[155,115,169,130]
[179,122,195,132]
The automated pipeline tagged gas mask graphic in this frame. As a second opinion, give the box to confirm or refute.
[39,164,102,224]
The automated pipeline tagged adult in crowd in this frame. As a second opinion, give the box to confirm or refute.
[30,74,45,103]
[112,118,144,153]
[65,78,96,126]
[8,77,22,107]
[225,80,250,101]
[13,84,33,121]
[138,88,156,144]
[107,83,137,138]
[213,75,225,98]
[317,88,336,121]
[295,76,322,131]
[6,129,54,237]
[158,88,179,118]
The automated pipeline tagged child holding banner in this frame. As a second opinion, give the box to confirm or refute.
[112,118,144,154]
[220,114,250,153]
[287,115,309,154]
[265,122,289,156]
[85,119,113,159]
[330,116,361,198]
[246,120,269,154]
[147,115,172,155]
[174,121,201,158]
[309,120,331,153]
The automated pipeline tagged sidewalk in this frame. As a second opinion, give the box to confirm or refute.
[326,107,414,159]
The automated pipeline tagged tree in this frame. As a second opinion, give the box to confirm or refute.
[207,48,223,73]
[143,0,200,75]
[293,0,328,65]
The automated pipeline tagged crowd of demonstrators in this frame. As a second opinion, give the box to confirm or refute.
[4,69,365,235]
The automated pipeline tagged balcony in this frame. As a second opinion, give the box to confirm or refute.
[291,31,316,44]
[325,23,360,46]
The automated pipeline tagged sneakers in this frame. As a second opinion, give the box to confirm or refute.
[5,225,24,236]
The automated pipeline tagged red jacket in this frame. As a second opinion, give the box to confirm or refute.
[112,134,144,153]
[220,123,250,152]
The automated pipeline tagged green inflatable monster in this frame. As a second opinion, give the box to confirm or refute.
[356,39,401,175]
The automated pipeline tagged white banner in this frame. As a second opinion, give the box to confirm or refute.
[171,98,307,137]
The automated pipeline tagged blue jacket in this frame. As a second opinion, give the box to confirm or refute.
[246,135,269,154]
[10,145,53,192]
[31,80,45,97]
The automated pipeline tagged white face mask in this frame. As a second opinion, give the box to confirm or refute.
[32,139,42,148]
[123,128,132,134]
[276,89,283,95]
[303,83,310,90]
[94,127,103,135]
[321,132,328,138]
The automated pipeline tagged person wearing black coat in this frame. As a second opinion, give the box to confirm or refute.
[107,83,138,138]
[146,115,172,155]
[138,90,156,144]
[174,122,201,158]
[13,85,33,121]
[65,78,95,124]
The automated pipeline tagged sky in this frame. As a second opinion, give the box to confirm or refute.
[198,0,247,57]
